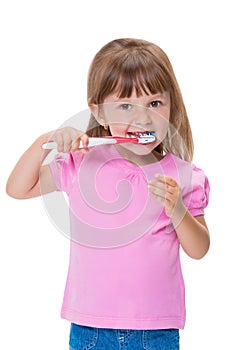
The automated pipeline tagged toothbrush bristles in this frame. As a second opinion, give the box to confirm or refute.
[139,131,156,137]
[138,131,156,144]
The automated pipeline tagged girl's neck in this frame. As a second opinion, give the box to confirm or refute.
[115,145,163,167]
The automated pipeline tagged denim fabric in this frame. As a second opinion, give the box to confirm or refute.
[69,323,180,350]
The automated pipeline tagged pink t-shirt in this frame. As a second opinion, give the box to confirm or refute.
[49,145,209,330]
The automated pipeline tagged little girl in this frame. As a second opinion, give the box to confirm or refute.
[6,38,210,350]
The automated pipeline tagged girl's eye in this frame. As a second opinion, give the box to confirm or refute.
[119,103,132,111]
[149,100,161,108]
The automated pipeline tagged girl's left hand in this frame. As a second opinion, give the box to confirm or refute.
[148,174,185,218]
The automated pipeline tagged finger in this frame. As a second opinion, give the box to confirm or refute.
[149,190,172,208]
[148,186,173,203]
[63,136,73,153]
[56,133,65,153]
[156,174,177,186]
[155,174,179,192]
[148,179,176,196]
[71,135,90,153]
[148,182,179,204]
[148,184,166,198]
[80,133,89,148]
[70,138,82,151]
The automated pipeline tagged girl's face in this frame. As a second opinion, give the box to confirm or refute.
[94,89,170,157]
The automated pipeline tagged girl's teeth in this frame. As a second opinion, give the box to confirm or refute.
[127,131,150,137]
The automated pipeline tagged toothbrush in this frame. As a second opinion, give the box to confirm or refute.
[42,132,156,150]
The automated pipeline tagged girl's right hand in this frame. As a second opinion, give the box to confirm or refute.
[52,127,89,153]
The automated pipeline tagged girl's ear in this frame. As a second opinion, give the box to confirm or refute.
[89,104,106,126]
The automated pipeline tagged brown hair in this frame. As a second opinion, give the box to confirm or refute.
[86,38,194,161]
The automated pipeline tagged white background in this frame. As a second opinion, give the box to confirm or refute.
[0,0,233,349]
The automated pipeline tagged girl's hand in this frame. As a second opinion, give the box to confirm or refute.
[148,174,186,219]
[52,127,89,153]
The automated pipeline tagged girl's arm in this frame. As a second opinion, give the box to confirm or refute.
[6,127,89,199]
[148,174,210,259]
[6,131,57,199]
[171,211,209,260]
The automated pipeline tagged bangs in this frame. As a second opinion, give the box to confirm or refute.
[116,66,169,98]
[97,52,170,102]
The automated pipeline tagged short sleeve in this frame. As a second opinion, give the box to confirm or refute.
[183,166,210,217]
[49,151,84,193]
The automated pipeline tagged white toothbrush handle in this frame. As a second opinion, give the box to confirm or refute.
[42,137,117,150]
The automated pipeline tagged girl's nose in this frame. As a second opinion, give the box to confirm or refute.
[133,106,152,126]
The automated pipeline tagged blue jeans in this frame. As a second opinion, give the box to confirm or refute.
[69,323,180,350]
